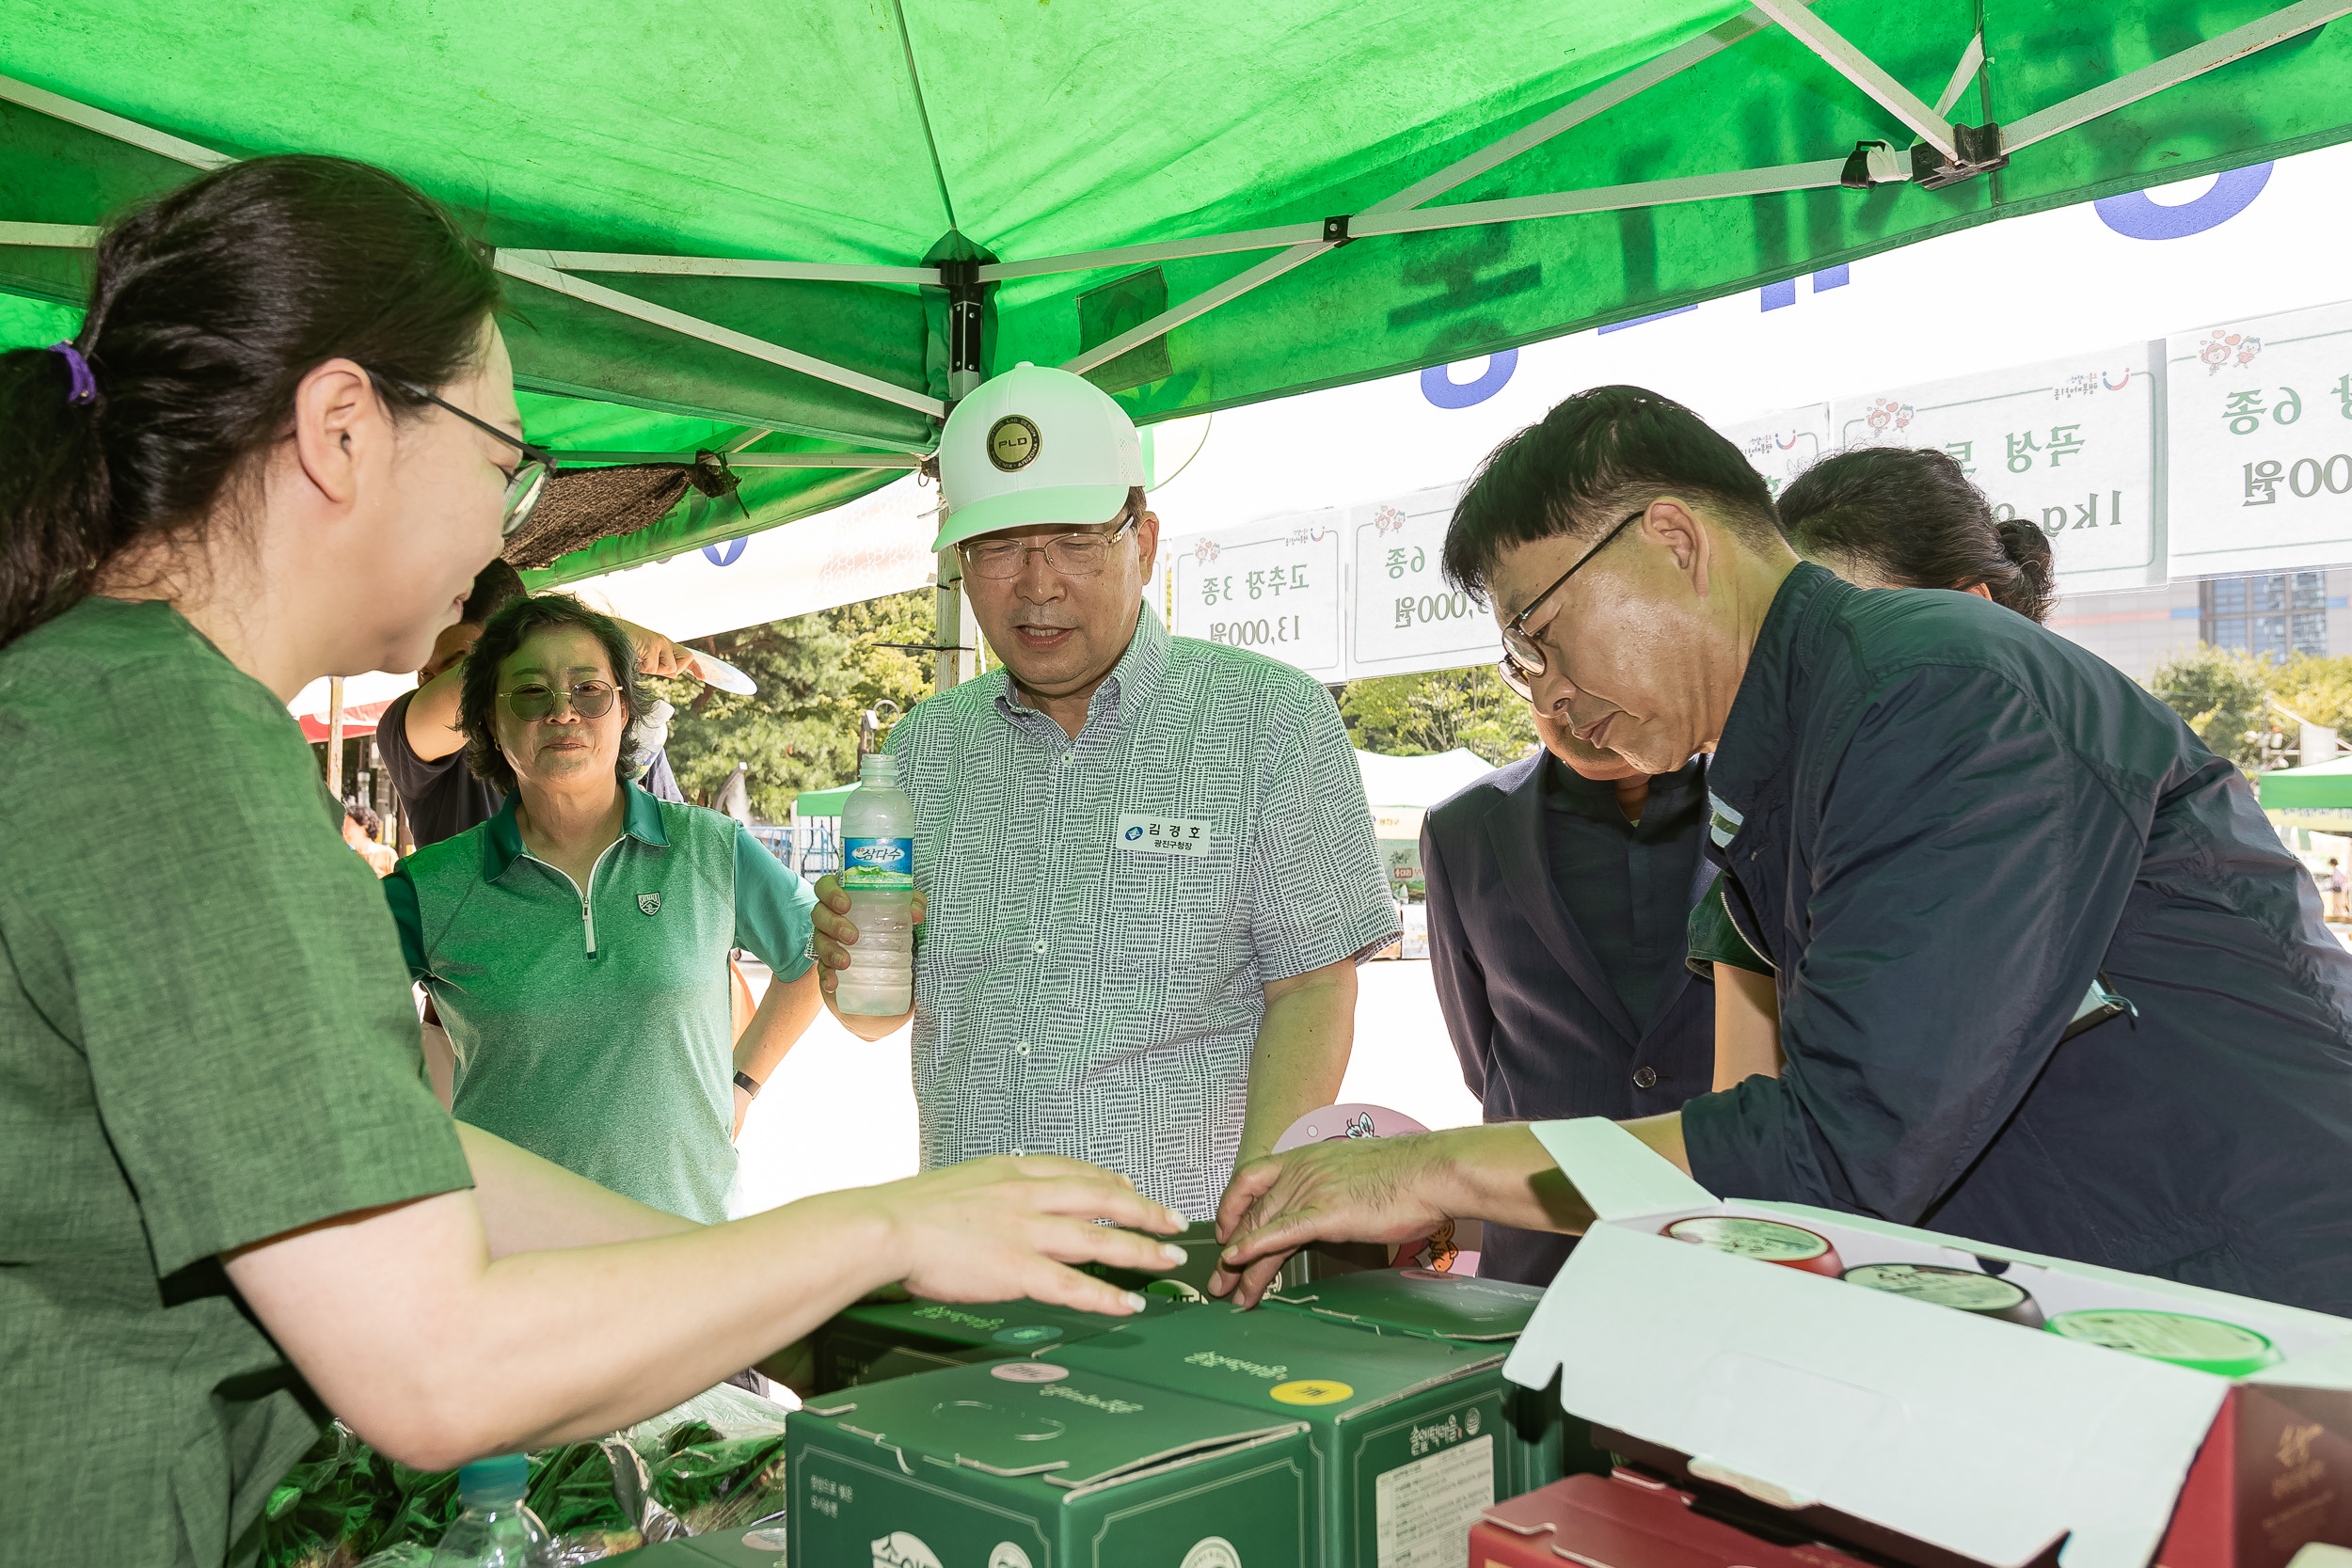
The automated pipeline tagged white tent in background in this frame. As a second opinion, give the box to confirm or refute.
[1355,748,1498,812]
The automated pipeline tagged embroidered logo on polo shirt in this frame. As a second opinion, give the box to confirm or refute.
[637,893,661,916]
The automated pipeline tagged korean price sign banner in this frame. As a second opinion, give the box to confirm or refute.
[1715,404,1832,503]
[1346,483,1493,677]
[1163,512,1345,680]
[1832,344,2162,594]
[2166,299,2352,579]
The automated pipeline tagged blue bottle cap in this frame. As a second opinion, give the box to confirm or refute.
[456,1452,531,1503]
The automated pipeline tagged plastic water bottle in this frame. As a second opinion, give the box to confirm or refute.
[837,752,915,1015]
[429,1455,551,1568]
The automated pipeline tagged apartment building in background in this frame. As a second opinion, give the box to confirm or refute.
[2047,569,2352,684]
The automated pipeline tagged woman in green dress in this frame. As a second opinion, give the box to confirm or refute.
[0,154,1180,1568]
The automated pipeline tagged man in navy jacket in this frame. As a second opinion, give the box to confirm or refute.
[1422,712,1715,1286]
[1211,384,2352,1315]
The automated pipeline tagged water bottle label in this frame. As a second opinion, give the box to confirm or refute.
[841,836,914,890]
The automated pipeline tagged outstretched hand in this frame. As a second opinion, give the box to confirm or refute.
[867,1154,1186,1317]
[1208,1134,1456,1307]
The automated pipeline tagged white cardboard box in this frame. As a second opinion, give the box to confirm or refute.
[1502,1119,2352,1568]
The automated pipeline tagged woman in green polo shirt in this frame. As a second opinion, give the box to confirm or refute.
[0,154,1181,1568]
[387,592,821,1225]
[1692,445,2058,1088]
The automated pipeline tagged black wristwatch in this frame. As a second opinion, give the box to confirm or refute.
[733,1070,762,1098]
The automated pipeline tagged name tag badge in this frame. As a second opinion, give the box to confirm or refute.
[1117,813,1216,858]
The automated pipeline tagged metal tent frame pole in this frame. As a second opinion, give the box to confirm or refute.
[492,252,945,419]
[1749,0,1961,160]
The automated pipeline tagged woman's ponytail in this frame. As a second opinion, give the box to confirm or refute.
[1992,515,2057,625]
[0,155,500,649]
[0,341,118,645]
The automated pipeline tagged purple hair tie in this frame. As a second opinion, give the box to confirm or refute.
[47,341,96,406]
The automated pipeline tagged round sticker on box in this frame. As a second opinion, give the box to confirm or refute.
[992,1323,1063,1346]
[1181,1538,1243,1568]
[1269,1379,1354,1405]
[991,1361,1070,1384]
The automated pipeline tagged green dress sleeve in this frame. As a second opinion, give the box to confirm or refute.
[1688,874,1774,980]
[2,608,470,1278]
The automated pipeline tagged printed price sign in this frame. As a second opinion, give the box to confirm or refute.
[2166,300,2352,578]
[1832,344,2161,594]
[1716,404,1831,501]
[1164,511,1343,678]
[1346,483,1491,676]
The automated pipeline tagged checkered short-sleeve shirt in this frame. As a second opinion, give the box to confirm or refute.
[886,604,1398,1218]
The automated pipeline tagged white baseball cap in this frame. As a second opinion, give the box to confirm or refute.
[931,361,1146,552]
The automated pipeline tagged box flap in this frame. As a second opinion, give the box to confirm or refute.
[1046,1299,1503,1421]
[787,1359,1296,1487]
[835,1292,1178,1350]
[1263,1267,1542,1342]
[1506,1223,2231,1568]
[1531,1117,1717,1221]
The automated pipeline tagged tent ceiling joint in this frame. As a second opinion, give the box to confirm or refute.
[1321,215,1353,246]
[1911,122,2009,190]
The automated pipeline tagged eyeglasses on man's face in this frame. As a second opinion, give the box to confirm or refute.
[367,370,555,538]
[960,515,1138,580]
[500,679,616,722]
[1495,506,1646,694]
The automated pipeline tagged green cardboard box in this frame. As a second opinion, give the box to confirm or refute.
[1262,1267,1540,1343]
[1041,1301,1523,1567]
[1262,1267,1587,1490]
[1081,1221,1387,1302]
[787,1359,1312,1568]
[813,1295,1186,1395]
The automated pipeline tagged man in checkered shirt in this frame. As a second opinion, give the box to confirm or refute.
[811,363,1398,1221]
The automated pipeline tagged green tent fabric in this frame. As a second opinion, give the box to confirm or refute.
[2257,756,2352,809]
[790,784,860,820]
[7,0,2352,583]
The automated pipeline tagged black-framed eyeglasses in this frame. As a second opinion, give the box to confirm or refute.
[500,680,616,721]
[959,515,1137,580]
[367,371,555,537]
[1496,506,1645,693]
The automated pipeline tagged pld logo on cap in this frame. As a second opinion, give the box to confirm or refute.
[987,415,1041,472]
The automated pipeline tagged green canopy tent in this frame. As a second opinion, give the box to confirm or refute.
[2257,756,2352,809]
[6,0,2352,594]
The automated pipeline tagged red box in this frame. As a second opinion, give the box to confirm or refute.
[1471,1470,1881,1568]
[2156,1386,2352,1568]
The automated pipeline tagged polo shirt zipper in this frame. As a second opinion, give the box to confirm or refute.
[520,837,631,958]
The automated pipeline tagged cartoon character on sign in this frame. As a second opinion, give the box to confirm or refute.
[1328,1111,1376,1141]
[1865,397,1914,434]
[2198,328,2262,375]
[1372,505,1406,537]
[1191,539,1222,563]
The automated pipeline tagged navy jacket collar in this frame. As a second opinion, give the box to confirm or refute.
[1708,562,1840,840]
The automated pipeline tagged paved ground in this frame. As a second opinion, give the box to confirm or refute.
[731,958,1480,1217]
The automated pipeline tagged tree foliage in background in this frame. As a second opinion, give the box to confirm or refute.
[2265,654,2352,737]
[2143,643,2340,773]
[647,590,934,821]
[1339,666,1536,767]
